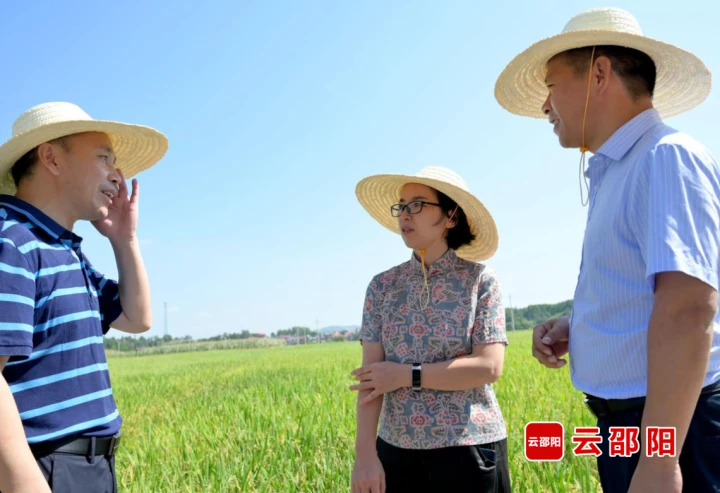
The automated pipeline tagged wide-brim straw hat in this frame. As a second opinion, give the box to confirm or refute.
[494,7,711,119]
[0,102,169,194]
[355,166,498,262]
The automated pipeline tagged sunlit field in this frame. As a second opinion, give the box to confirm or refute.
[109,331,600,492]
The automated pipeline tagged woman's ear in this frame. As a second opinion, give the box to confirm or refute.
[446,211,458,229]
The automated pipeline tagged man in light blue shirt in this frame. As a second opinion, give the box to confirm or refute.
[495,7,719,493]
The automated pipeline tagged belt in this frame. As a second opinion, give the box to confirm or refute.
[29,432,122,458]
[584,379,720,420]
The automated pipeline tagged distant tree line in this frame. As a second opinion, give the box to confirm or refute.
[272,327,318,338]
[505,300,572,331]
[104,301,572,352]
[103,331,265,352]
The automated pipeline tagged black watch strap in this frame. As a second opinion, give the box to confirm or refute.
[412,362,422,390]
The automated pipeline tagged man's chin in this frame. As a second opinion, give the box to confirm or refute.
[88,207,109,222]
[558,137,581,150]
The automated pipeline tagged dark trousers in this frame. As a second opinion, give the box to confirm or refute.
[0,450,117,493]
[35,453,117,493]
[595,388,720,493]
[377,436,511,493]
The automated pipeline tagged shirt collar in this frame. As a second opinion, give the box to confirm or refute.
[0,194,81,245]
[409,248,458,277]
[595,108,662,162]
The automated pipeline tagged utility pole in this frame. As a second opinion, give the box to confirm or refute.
[164,302,169,337]
[509,295,516,331]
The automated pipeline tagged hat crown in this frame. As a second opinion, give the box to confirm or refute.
[415,166,469,192]
[12,102,93,137]
[563,7,643,36]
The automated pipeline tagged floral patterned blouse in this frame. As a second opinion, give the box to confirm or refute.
[359,248,508,450]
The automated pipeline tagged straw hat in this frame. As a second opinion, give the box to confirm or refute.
[355,166,498,262]
[494,7,711,119]
[0,102,169,194]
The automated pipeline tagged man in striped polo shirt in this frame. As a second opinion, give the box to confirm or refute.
[495,8,720,493]
[0,102,167,492]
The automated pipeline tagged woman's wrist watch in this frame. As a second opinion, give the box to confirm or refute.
[412,363,422,390]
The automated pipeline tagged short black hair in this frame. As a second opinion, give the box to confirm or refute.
[556,45,656,100]
[11,136,70,187]
[436,191,476,250]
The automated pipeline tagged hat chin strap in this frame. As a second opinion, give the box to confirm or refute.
[414,205,459,311]
[578,46,596,207]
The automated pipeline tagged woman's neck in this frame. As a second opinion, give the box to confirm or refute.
[414,242,449,267]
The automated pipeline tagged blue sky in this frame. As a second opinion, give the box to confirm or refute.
[0,1,717,339]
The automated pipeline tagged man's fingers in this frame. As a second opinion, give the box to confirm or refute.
[545,323,569,343]
[532,344,550,364]
[130,179,139,204]
[532,344,566,368]
[532,323,554,356]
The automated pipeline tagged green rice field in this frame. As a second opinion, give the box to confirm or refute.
[108,331,601,492]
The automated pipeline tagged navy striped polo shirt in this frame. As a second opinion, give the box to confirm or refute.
[0,195,123,444]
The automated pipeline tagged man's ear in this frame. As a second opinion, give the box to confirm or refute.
[36,141,64,177]
[593,55,613,95]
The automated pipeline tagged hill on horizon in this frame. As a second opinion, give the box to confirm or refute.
[319,325,360,335]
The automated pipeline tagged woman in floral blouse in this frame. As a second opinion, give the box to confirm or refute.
[350,166,510,493]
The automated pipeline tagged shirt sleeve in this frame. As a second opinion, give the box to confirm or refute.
[471,267,508,346]
[359,275,383,344]
[0,239,35,359]
[630,143,720,290]
[83,256,123,335]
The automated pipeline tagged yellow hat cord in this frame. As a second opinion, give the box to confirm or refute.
[414,206,459,312]
[579,46,596,207]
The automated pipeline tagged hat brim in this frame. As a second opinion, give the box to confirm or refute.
[355,173,498,262]
[494,30,711,119]
[0,120,168,194]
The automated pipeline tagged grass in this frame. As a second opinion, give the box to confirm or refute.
[108,330,601,492]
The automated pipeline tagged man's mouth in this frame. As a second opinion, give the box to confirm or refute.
[100,190,116,202]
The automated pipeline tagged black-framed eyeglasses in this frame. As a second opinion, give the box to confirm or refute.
[390,200,442,217]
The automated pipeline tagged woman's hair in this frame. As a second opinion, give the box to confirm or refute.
[435,190,475,250]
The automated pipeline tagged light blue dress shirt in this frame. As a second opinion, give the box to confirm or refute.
[569,108,720,399]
